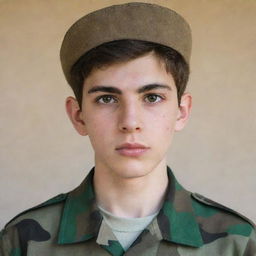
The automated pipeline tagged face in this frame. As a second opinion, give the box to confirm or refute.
[66,53,191,179]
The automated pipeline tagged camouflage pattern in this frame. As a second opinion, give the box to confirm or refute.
[1,167,255,256]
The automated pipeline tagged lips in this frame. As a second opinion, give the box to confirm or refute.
[115,143,150,157]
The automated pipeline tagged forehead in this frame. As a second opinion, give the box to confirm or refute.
[83,53,175,91]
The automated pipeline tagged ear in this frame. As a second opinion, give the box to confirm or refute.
[175,93,192,131]
[65,96,88,136]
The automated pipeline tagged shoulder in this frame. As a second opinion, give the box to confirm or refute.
[191,192,255,226]
[0,193,67,255]
[191,192,255,244]
[2,193,67,243]
[5,193,67,230]
[192,193,255,224]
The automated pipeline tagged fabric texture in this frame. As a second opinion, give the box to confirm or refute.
[1,167,255,256]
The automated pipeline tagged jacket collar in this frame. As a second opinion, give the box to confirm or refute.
[157,167,203,247]
[58,169,102,244]
[57,166,203,247]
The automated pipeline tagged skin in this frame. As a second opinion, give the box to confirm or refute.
[66,52,192,218]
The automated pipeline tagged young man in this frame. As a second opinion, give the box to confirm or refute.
[1,2,255,256]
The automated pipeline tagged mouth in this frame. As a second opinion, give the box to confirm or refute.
[115,143,150,157]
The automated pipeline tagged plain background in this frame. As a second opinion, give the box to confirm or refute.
[0,0,255,228]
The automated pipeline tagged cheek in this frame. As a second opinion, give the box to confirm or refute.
[84,109,106,128]
[85,113,116,144]
[154,112,177,133]
[87,124,110,154]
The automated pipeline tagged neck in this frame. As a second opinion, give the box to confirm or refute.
[93,160,168,218]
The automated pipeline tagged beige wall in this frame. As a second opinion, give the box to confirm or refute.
[0,0,255,228]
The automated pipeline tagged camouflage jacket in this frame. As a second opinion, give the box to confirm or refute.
[1,167,255,256]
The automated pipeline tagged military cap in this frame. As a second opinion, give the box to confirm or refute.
[60,2,192,86]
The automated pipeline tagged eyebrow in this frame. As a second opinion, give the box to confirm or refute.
[137,83,172,93]
[87,83,172,94]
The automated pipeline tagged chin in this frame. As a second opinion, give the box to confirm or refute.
[110,161,155,179]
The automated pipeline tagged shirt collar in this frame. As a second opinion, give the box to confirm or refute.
[57,166,203,247]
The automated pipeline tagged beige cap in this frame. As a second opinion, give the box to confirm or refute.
[60,2,192,85]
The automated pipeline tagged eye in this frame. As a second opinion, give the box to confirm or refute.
[144,94,163,103]
[96,95,117,104]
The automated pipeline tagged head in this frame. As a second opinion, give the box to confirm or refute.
[61,2,192,178]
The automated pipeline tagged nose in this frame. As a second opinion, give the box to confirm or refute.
[118,102,142,133]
